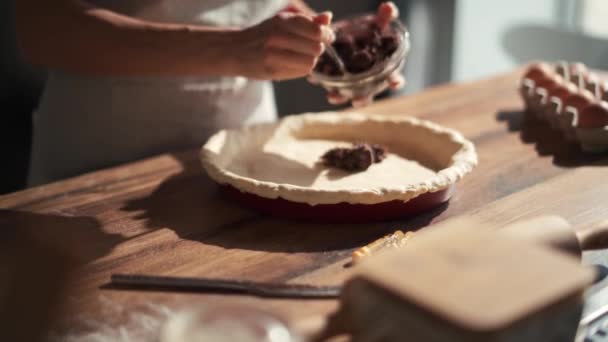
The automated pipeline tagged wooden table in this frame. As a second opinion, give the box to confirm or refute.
[3,69,608,340]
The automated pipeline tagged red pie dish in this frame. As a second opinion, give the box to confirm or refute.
[200,112,477,222]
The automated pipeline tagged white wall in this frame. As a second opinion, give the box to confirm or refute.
[451,0,560,82]
[581,0,608,37]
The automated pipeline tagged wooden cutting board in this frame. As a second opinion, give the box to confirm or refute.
[332,217,595,342]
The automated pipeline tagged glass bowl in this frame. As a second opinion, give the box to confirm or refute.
[309,14,411,100]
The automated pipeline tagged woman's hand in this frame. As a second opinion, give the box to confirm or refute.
[323,2,405,107]
[234,12,335,81]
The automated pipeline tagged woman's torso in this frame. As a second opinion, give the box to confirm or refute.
[28,0,288,185]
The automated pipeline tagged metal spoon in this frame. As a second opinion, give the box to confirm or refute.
[324,43,348,76]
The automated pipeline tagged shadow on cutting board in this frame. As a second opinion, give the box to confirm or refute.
[121,152,448,254]
[496,110,608,168]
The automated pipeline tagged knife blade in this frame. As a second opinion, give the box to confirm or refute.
[109,274,341,299]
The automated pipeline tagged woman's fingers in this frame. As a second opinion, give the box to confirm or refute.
[327,91,349,105]
[313,11,333,26]
[352,96,374,108]
[326,72,404,106]
[264,49,318,79]
[282,0,317,16]
[266,32,324,57]
[326,92,374,107]
[376,2,399,29]
[388,72,406,89]
[279,13,334,44]
[306,76,320,84]
[276,68,316,80]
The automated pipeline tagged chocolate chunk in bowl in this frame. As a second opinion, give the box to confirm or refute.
[315,19,400,76]
[200,112,477,223]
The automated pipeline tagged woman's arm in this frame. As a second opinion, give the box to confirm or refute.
[14,0,333,79]
[15,0,237,76]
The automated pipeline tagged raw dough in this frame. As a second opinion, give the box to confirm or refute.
[201,112,477,205]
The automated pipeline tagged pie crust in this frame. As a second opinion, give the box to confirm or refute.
[200,112,477,207]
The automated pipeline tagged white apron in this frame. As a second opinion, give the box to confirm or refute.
[28,0,289,186]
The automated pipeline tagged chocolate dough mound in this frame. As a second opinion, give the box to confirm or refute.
[321,143,388,172]
[315,20,399,76]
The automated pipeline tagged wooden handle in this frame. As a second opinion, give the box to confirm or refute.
[501,216,580,255]
[576,219,608,251]
[501,216,608,257]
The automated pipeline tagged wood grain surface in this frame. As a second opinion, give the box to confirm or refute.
[2,69,608,339]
